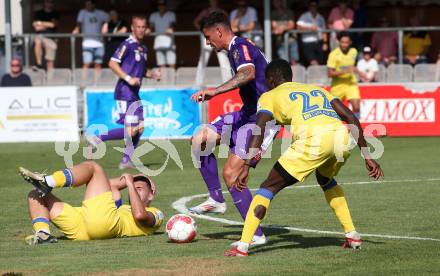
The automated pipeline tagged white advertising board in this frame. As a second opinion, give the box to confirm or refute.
[0,86,79,142]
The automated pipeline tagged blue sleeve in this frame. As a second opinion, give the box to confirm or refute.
[115,198,122,208]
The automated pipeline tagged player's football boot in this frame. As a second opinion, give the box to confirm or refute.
[342,231,362,249]
[18,167,52,197]
[25,231,58,245]
[224,247,249,257]
[188,197,227,214]
[119,159,136,170]
[230,234,267,247]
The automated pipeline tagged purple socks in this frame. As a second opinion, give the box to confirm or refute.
[199,154,225,203]
[228,186,264,237]
[98,128,124,142]
[199,153,264,237]
[122,132,141,162]
[98,128,142,163]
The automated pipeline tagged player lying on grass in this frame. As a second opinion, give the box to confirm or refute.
[19,161,164,244]
[225,59,384,257]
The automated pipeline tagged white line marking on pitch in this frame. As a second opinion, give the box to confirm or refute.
[172,178,440,242]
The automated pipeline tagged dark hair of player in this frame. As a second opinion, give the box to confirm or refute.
[199,11,231,31]
[265,59,293,83]
[133,175,152,191]
[86,0,96,4]
[337,31,351,41]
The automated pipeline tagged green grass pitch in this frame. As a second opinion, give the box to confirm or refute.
[0,137,439,275]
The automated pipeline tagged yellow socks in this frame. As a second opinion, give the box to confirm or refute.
[32,217,50,234]
[45,169,73,188]
[324,183,355,233]
[240,188,273,247]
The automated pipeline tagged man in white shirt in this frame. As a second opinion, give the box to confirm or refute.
[296,1,327,65]
[149,0,176,68]
[230,0,262,48]
[357,46,378,83]
[72,0,108,70]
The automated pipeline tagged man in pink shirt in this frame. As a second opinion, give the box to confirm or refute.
[370,17,398,66]
[328,0,353,49]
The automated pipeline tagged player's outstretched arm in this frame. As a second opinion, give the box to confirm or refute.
[120,174,156,227]
[214,65,255,95]
[190,65,256,102]
[331,98,384,180]
[236,111,274,190]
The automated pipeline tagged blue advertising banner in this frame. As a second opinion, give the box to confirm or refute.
[84,88,200,139]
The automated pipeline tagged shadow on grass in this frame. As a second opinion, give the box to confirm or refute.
[202,225,290,241]
[203,224,384,252]
[251,234,384,254]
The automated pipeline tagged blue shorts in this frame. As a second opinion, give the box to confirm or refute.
[83,47,104,64]
[115,100,144,126]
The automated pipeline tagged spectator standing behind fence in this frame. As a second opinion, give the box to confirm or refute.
[327,0,353,50]
[149,0,176,69]
[403,17,431,66]
[193,0,231,84]
[32,0,59,71]
[73,0,109,71]
[271,0,298,65]
[370,16,397,66]
[1,58,32,87]
[297,0,327,65]
[102,9,129,65]
[357,46,378,83]
[230,0,262,48]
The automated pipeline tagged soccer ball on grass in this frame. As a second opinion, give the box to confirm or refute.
[166,214,197,243]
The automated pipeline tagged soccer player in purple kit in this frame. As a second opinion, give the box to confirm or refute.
[88,15,160,169]
[190,11,276,246]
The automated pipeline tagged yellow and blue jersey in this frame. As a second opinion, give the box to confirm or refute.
[257,82,344,141]
[257,82,351,182]
[51,192,164,241]
[327,47,358,86]
[117,205,164,237]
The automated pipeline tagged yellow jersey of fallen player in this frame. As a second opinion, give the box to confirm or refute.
[117,205,164,237]
[257,82,344,141]
[327,47,358,86]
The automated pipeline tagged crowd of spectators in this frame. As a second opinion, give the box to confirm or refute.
[22,0,438,79]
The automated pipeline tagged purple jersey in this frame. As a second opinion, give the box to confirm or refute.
[228,36,268,116]
[111,35,148,101]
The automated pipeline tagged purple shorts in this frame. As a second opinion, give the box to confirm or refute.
[211,111,256,159]
[115,100,144,126]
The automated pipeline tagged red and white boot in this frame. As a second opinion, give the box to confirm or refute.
[343,231,362,249]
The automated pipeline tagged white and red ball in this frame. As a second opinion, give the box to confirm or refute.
[166,214,197,243]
